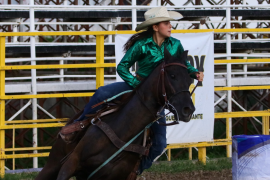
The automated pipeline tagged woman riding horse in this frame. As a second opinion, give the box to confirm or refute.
[72,7,204,174]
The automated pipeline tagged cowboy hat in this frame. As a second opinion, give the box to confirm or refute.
[135,7,183,32]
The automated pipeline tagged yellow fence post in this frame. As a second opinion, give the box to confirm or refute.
[262,112,269,135]
[268,110,270,135]
[96,35,104,89]
[226,117,231,157]
[167,148,171,161]
[188,147,192,160]
[198,147,206,165]
[0,36,6,177]
[12,128,15,170]
[263,116,266,135]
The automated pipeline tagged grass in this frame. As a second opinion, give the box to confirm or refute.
[146,158,232,174]
[0,172,76,180]
[0,172,39,180]
[0,159,231,179]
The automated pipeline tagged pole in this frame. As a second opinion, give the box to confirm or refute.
[132,0,137,30]
[96,35,104,89]
[226,0,232,158]
[0,36,6,177]
[12,24,18,43]
[108,24,112,43]
[29,0,38,168]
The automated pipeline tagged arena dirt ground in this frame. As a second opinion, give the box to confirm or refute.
[137,169,232,180]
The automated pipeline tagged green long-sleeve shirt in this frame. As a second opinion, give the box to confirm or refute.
[117,35,198,88]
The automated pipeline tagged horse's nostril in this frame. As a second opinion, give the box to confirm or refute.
[182,107,191,116]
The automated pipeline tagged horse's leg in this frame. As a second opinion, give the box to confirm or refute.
[35,138,74,180]
[56,153,80,180]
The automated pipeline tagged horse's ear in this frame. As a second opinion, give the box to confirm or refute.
[164,46,172,61]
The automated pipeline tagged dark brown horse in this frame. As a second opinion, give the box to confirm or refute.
[35,48,195,180]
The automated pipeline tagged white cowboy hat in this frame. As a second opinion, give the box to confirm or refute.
[135,7,183,32]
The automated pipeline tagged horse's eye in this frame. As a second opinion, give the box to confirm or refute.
[171,74,175,79]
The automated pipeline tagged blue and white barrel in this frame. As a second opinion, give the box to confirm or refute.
[232,135,270,180]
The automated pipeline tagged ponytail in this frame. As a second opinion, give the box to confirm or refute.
[123,26,155,53]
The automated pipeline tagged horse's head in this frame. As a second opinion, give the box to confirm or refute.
[158,47,195,122]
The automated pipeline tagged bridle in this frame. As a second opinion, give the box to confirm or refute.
[137,61,198,126]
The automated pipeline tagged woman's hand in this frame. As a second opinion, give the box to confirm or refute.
[196,72,204,81]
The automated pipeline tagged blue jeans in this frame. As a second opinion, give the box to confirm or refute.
[77,82,166,173]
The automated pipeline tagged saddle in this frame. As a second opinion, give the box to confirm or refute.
[59,102,152,154]
[59,90,134,143]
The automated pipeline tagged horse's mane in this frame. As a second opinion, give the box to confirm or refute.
[113,75,148,110]
[115,60,167,112]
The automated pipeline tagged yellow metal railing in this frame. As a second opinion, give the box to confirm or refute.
[0,29,270,175]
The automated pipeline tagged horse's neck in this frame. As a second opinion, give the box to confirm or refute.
[116,76,161,138]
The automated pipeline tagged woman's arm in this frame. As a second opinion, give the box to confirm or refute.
[185,60,199,79]
[117,41,142,88]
